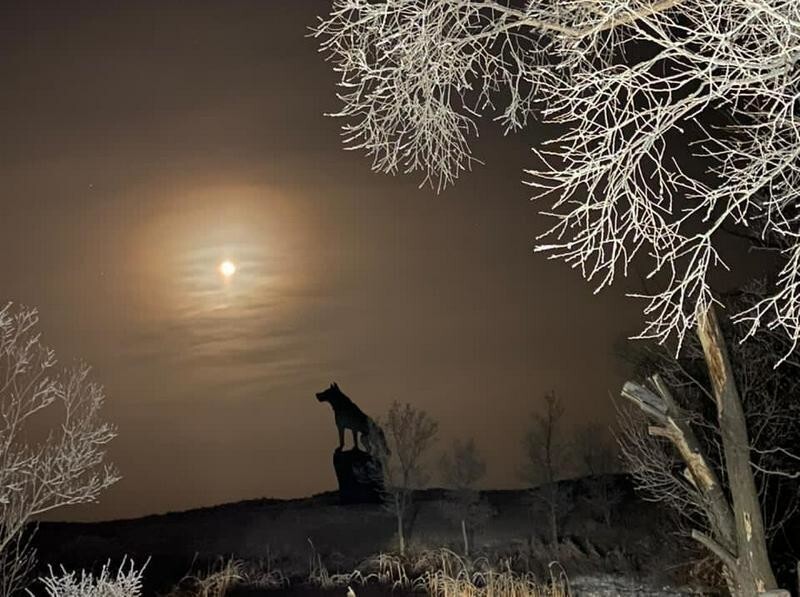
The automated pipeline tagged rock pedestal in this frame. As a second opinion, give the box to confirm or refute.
[332,448,384,504]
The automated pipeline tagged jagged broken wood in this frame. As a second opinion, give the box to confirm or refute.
[621,374,736,555]
[620,305,778,593]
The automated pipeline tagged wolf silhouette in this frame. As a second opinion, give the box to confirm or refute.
[316,382,389,456]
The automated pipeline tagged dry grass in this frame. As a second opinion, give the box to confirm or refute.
[307,537,368,588]
[165,556,288,597]
[423,563,569,597]
[373,549,570,597]
[241,559,290,590]
[166,558,243,597]
[169,548,570,596]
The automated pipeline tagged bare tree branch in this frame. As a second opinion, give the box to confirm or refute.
[374,401,438,554]
[0,303,119,596]
[316,0,800,356]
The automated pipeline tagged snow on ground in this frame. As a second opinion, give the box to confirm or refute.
[570,574,700,596]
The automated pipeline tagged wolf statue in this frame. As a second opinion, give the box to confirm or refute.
[315,382,389,456]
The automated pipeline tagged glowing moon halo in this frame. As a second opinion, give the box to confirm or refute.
[219,260,237,278]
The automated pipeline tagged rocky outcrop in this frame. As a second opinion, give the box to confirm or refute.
[332,448,384,504]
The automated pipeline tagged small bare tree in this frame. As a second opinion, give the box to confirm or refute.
[521,392,572,546]
[439,438,493,556]
[377,401,438,555]
[577,424,623,528]
[0,304,120,596]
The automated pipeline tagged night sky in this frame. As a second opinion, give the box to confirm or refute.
[1,1,647,521]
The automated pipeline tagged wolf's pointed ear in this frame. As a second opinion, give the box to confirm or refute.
[333,382,339,389]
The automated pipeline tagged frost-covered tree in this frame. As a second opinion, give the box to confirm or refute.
[314,0,800,351]
[0,304,120,596]
[315,1,800,592]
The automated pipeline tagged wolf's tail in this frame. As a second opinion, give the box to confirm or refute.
[377,427,391,456]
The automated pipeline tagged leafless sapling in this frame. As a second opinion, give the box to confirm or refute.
[439,438,493,556]
[521,391,572,546]
[375,401,438,555]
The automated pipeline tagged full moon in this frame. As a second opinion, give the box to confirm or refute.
[219,260,236,278]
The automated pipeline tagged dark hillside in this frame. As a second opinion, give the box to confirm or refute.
[32,475,686,595]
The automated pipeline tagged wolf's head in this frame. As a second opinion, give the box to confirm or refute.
[315,382,343,404]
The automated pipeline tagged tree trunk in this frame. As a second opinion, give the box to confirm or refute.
[395,494,405,555]
[603,484,612,528]
[549,493,558,546]
[461,518,469,557]
[697,305,777,594]
[599,478,611,527]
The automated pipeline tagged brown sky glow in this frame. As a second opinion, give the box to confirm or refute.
[0,0,647,521]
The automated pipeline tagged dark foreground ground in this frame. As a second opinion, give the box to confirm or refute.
[31,475,704,596]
